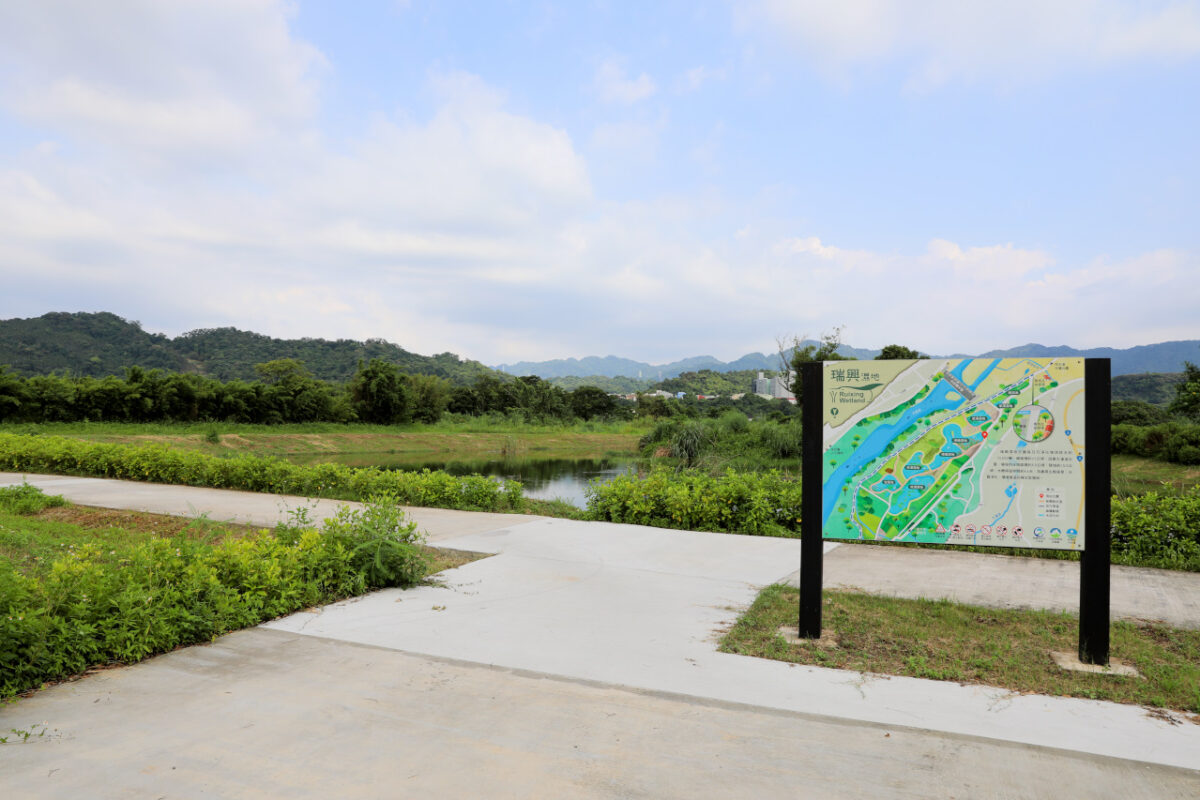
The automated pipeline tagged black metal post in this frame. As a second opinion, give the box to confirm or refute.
[799,361,824,638]
[1079,358,1111,665]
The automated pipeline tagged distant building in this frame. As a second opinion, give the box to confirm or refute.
[752,371,794,401]
[753,371,771,395]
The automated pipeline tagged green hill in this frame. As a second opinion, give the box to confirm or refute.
[0,312,501,386]
[0,312,186,377]
[1111,372,1184,407]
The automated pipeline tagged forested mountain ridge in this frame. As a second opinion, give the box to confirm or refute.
[0,312,500,385]
[497,341,876,380]
[505,341,1200,380]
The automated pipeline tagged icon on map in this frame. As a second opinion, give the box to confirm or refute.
[1033,527,1045,540]
[1012,526,1024,537]
[1013,404,1055,443]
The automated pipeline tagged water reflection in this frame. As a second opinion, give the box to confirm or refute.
[286,452,639,508]
[400,457,636,509]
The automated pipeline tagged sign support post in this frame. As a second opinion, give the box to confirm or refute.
[799,360,824,638]
[1079,358,1112,665]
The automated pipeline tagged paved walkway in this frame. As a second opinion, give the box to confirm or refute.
[1,473,1198,798]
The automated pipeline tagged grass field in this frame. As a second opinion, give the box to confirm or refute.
[1112,453,1200,496]
[721,585,1200,716]
[0,421,643,467]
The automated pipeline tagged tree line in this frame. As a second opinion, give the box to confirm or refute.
[0,359,636,425]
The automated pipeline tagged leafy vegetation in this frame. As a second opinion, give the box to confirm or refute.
[1111,372,1184,407]
[0,362,631,426]
[586,467,803,537]
[1111,400,1175,426]
[637,413,802,471]
[875,344,926,359]
[721,585,1200,714]
[547,374,652,393]
[0,486,432,699]
[1169,360,1200,421]
[1111,489,1200,571]
[654,369,770,397]
[0,434,524,512]
[1111,422,1200,465]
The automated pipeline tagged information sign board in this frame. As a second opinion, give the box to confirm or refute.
[821,358,1086,550]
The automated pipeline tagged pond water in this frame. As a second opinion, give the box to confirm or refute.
[288,453,638,508]
[414,457,637,508]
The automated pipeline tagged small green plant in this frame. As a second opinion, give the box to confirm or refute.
[204,427,221,444]
[0,482,67,515]
[0,723,55,744]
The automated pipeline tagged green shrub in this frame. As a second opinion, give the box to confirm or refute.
[717,410,749,435]
[1111,421,1200,465]
[669,421,710,467]
[0,482,67,514]
[586,467,800,537]
[0,433,522,512]
[1111,489,1200,571]
[758,423,802,459]
[0,494,429,698]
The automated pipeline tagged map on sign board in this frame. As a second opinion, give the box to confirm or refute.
[822,358,1086,551]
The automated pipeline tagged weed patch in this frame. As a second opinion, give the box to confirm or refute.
[721,585,1200,714]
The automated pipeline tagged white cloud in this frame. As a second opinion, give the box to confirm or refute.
[594,58,657,103]
[745,0,1200,87]
[0,1,1195,365]
[0,0,324,161]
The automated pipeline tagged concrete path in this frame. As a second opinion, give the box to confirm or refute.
[2,472,1199,798]
[787,542,1200,630]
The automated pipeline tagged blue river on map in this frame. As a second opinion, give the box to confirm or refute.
[822,359,1001,526]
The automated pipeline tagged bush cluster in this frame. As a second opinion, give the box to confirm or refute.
[0,433,524,512]
[1111,422,1200,465]
[637,414,803,471]
[0,489,428,699]
[1111,489,1200,571]
[586,467,802,537]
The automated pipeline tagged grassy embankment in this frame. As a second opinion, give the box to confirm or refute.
[0,419,645,468]
[722,585,1200,716]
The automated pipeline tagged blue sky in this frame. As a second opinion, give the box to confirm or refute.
[1,1,1198,365]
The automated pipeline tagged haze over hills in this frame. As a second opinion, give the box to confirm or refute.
[496,341,1200,381]
[494,342,881,380]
